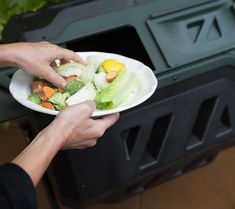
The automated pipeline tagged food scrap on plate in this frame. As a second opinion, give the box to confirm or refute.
[27,56,141,111]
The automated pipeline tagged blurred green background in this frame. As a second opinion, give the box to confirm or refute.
[0,0,65,39]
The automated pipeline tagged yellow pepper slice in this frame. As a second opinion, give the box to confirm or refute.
[102,59,125,74]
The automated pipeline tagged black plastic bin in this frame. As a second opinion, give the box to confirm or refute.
[26,65,235,208]
[2,0,235,208]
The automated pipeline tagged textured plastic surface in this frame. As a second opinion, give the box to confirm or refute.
[28,66,235,208]
[147,1,235,67]
[2,0,135,43]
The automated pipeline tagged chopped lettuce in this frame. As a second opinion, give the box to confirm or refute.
[55,62,83,77]
[93,72,109,90]
[66,82,97,106]
[64,79,85,95]
[95,92,113,110]
[48,92,70,111]
[98,69,140,108]
[86,55,103,67]
[80,64,96,82]
[27,92,41,104]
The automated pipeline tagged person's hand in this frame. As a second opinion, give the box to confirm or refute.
[43,100,120,149]
[12,100,119,186]
[0,42,84,88]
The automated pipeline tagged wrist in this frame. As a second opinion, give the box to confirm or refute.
[0,43,21,67]
[41,119,68,150]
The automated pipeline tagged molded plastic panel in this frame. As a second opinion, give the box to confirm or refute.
[147,2,235,67]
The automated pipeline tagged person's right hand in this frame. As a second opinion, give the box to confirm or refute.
[44,100,120,150]
[0,42,84,88]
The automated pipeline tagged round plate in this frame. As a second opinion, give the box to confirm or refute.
[9,52,158,117]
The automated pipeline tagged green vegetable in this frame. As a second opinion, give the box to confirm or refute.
[48,92,70,111]
[55,62,83,77]
[96,65,105,73]
[27,92,41,104]
[98,69,140,108]
[0,0,64,39]
[64,79,85,95]
[95,93,113,110]
[66,82,97,106]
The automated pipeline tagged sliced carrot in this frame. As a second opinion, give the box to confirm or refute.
[64,75,78,82]
[31,81,46,92]
[37,86,55,101]
[41,101,55,110]
[106,71,118,83]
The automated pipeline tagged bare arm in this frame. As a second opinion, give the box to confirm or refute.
[0,42,120,186]
[12,101,119,186]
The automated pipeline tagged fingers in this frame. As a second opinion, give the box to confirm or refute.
[95,113,120,130]
[61,100,96,119]
[38,41,85,64]
[41,65,66,88]
[56,48,85,64]
[81,100,96,115]
[71,100,96,117]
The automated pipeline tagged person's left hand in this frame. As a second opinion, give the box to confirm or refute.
[0,42,84,88]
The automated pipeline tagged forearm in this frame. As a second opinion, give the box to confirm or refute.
[0,44,19,67]
[12,122,65,187]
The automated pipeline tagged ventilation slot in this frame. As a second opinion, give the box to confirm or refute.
[187,20,204,43]
[187,97,217,149]
[216,106,232,137]
[140,114,172,169]
[207,18,222,41]
[122,127,141,159]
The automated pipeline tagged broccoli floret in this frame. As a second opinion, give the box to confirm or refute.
[48,92,70,111]
[27,92,41,104]
[64,79,85,95]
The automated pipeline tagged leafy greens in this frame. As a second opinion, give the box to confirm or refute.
[0,0,64,39]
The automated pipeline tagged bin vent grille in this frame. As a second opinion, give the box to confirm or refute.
[140,114,172,168]
[187,20,204,43]
[187,97,217,149]
[207,17,222,41]
[216,106,232,137]
[122,126,141,159]
[187,17,222,44]
[147,3,235,67]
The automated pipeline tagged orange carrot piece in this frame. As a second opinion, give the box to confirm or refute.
[37,86,55,101]
[43,86,55,97]
[41,101,55,110]
[106,71,118,83]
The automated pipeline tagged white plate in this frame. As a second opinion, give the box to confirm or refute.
[9,52,158,117]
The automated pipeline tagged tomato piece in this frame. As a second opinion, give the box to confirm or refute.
[106,71,118,83]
